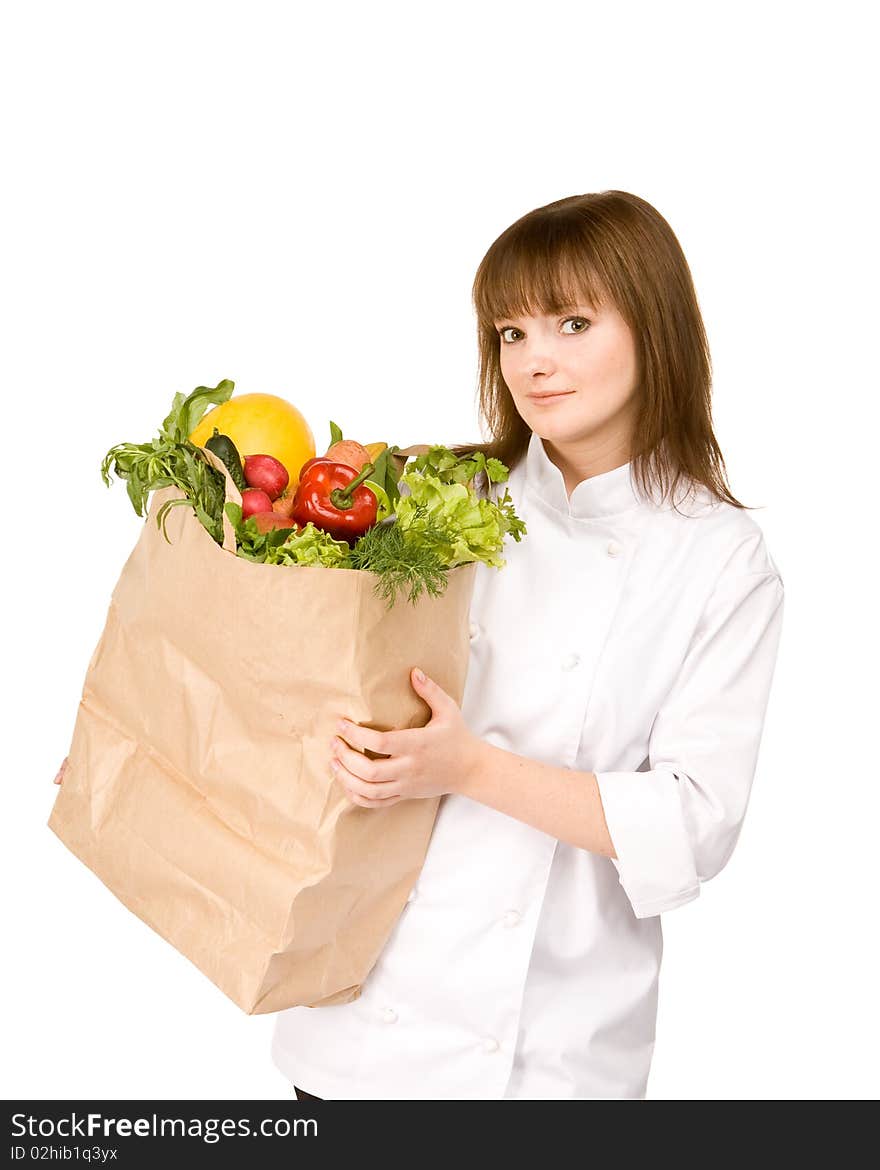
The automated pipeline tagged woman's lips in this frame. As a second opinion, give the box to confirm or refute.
[529,391,575,403]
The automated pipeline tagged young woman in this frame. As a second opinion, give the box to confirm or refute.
[272,190,785,1100]
[55,190,786,1100]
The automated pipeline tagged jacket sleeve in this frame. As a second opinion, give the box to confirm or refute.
[594,558,785,920]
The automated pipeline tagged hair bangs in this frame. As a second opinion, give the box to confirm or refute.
[474,219,608,327]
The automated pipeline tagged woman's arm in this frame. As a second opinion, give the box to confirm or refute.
[331,671,617,856]
[457,743,617,858]
[458,569,785,905]
[331,671,614,857]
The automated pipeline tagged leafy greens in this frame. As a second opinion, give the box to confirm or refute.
[101,388,528,609]
[101,379,235,544]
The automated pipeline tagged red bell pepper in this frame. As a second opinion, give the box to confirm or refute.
[290,459,378,543]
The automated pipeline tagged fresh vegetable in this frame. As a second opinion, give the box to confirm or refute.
[251,511,298,533]
[204,427,247,493]
[364,442,404,510]
[243,453,289,500]
[362,478,392,522]
[241,488,274,520]
[348,508,450,607]
[290,460,379,543]
[101,379,235,544]
[102,384,528,610]
[394,445,527,569]
[266,525,354,568]
[325,439,371,472]
[325,422,403,513]
[296,455,331,479]
[225,502,351,567]
[272,489,297,519]
[189,393,316,491]
[232,444,526,608]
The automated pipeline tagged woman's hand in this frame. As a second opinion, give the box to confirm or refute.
[54,757,69,785]
[329,667,486,808]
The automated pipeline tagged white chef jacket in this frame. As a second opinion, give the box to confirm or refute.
[270,429,785,1099]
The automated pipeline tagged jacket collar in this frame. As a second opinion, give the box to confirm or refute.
[523,430,645,520]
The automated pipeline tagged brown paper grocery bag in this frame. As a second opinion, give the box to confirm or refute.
[48,445,477,1014]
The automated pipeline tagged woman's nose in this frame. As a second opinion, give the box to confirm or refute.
[523,351,557,377]
[520,339,559,376]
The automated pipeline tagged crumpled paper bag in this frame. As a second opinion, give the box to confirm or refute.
[48,445,476,1014]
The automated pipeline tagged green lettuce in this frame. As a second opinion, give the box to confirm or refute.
[265,523,353,568]
[224,503,352,567]
[394,446,527,569]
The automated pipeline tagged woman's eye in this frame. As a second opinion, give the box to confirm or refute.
[562,317,590,334]
[496,317,589,343]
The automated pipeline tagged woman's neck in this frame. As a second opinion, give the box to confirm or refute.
[541,436,632,499]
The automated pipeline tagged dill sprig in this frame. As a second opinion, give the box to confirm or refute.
[349,506,450,610]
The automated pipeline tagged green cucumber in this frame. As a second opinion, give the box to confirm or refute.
[204,427,247,493]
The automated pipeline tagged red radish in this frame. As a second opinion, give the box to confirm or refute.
[241,488,274,520]
[252,511,299,533]
[243,453,289,501]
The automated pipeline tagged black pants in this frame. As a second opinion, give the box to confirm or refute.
[293,1084,323,1101]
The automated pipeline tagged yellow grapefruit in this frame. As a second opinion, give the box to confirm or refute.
[189,394,316,487]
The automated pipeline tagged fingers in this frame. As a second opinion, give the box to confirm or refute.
[335,718,408,758]
[331,739,401,804]
[344,787,401,808]
[54,757,68,784]
[331,736,399,786]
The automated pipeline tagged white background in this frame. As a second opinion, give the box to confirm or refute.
[3,0,877,1100]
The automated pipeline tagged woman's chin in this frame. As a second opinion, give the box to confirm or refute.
[531,413,597,441]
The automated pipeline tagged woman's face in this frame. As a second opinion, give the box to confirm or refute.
[494,298,640,461]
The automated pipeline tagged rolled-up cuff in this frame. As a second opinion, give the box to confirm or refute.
[595,768,701,919]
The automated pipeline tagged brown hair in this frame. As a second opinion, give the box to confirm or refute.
[449,190,752,512]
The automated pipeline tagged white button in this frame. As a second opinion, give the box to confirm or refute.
[561,652,580,671]
[481,1036,500,1053]
[502,909,521,927]
[406,885,418,903]
[469,621,480,640]
[380,1007,398,1023]
[606,540,622,557]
